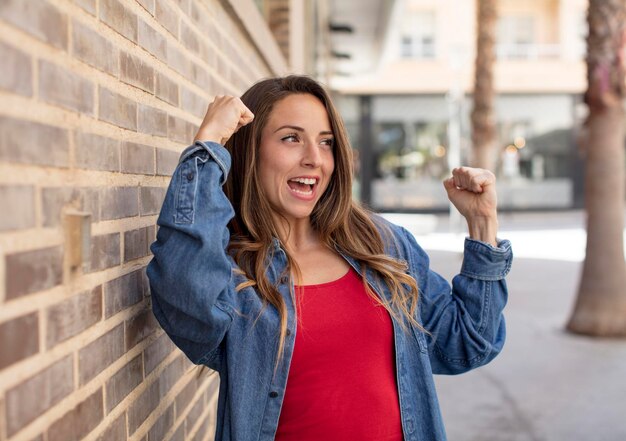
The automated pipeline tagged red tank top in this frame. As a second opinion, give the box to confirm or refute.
[274,267,403,441]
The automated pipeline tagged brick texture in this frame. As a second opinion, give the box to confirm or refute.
[0,0,277,438]
[121,142,155,175]
[0,41,32,96]
[0,312,39,369]
[0,185,36,231]
[0,0,68,50]
[46,285,103,348]
[106,355,143,412]
[39,60,95,114]
[5,246,63,300]
[0,116,70,167]
[74,132,120,172]
[79,323,125,385]
[5,356,74,436]
[88,233,121,272]
[72,20,119,76]
[124,226,155,262]
[47,389,104,441]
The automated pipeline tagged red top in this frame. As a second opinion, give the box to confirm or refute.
[274,267,403,441]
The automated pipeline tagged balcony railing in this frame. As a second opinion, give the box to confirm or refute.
[496,43,564,60]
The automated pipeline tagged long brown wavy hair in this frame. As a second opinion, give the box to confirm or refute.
[224,76,421,365]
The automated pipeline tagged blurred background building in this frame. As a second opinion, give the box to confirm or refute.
[327,0,588,211]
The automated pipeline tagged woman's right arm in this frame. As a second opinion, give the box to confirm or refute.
[147,97,253,367]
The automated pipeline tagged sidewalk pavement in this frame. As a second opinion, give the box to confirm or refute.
[386,211,626,441]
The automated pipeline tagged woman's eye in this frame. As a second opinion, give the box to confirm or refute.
[321,138,334,148]
[282,134,299,142]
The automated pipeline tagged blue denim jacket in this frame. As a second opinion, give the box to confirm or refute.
[147,141,513,441]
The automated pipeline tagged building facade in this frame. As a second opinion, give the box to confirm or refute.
[331,0,588,211]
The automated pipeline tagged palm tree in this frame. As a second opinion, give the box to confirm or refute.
[567,0,626,336]
[470,0,498,171]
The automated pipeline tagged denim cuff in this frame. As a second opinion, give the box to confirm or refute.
[178,141,232,180]
[460,237,512,281]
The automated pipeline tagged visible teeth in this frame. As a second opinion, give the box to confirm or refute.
[291,188,313,195]
[291,177,316,185]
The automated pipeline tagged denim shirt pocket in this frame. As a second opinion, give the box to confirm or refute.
[174,154,209,224]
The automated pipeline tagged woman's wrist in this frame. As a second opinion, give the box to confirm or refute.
[466,215,498,246]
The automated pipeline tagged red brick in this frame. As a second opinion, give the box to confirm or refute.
[191,416,210,441]
[140,186,166,216]
[155,73,178,106]
[100,0,137,42]
[181,26,199,54]
[167,43,192,78]
[5,246,63,300]
[144,332,175,375]
[181,87,208,118]
[41,186,100,227]
[137,0,155,15]
[138,20,166,60]
[48,389,104,441]
[0,185,35,231]
[99,87,137,131]
[185,395,205,433]
[168,115,193,144]
[104,269,144,318]
[159,355,185,399]
[192,62,212,91]
[0,0,68,50]
[88,233,121,272]
[75,132,120,172]
[106,354,143,412]
[0,312,39,370]
[127,380,159,434]
[74,0,96,15]
[124,225,154,262]
[155,0,179,37]
[169,424,185,441]
[175,376,199,415]
[39,60,94,114]
[125,307,159,350]
[78,323,125,385]
[156,148,179,176]
[148,404,174,441]
[5,356,74,436]
[121,142,155,175]
[0,41,32,96]
[46,286,103,348]
[72,20,119,76]
[199,39,217,67]
[138,104,167,137]
[101,187,139,220]
[96,413,126,441]
[120,51,154,93]
[0,116,69,167]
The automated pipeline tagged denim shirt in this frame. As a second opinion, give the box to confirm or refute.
[147,141,513,441]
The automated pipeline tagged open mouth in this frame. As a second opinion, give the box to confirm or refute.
[287,177,317,196]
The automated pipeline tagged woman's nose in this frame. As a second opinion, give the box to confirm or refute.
[301,140,322,168]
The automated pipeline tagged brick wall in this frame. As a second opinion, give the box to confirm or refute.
[0,0,284,440]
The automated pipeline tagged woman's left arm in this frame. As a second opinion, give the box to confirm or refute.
[405,167,512,374]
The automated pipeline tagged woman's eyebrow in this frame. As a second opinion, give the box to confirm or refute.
[273,125,334,136]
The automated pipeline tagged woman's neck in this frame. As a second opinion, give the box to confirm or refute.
[274,215,320,253]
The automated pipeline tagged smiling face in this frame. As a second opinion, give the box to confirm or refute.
[257,93,335,225]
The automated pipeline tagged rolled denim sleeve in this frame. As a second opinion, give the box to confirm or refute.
[147,141,236,368]
[400,228,512,375]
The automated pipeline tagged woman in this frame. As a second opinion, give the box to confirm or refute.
[148,76,512,441]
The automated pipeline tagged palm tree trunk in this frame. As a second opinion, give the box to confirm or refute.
[470,0,498,171]
[567,0,626,336]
